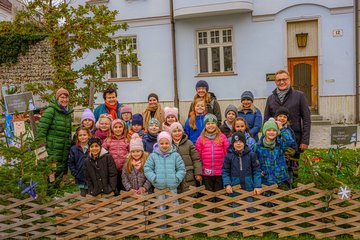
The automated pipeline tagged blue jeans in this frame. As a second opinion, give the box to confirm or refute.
[156,188,180,229]
[230,191,256,223]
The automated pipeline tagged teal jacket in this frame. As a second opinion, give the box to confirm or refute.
[37,96,73,174]
[144,143,186,190]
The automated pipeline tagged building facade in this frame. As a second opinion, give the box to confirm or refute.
[74,0,357,123]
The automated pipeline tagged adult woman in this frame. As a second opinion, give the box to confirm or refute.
[188,80,221,125]
[237,91,262,141]
[37,88,73,184]
[94,88,122,121]
[142,93,164,129]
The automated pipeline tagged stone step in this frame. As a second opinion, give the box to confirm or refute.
[311,119,332,125]
[311,115,323,121]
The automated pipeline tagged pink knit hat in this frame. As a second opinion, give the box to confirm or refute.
[164,107,178,120]
[120,105,132,114]
[111,119,125,130]
[130,133,144,151]
[169,122,183,133]
[157,131,172,143]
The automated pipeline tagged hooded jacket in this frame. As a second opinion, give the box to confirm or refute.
[237,107,262,141]
[195,133,229,176]
[37,96,73,175]
[102,136,129,171]
[142,132,158,153]
[144,143,186,190]
[67,144,88,185]
[84,148,118,196]
[173,134,202,193]
[222,145,261,191]
[122,157,152,192]
[184,114,205,144]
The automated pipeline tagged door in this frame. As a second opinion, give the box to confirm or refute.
[288,57,318,113]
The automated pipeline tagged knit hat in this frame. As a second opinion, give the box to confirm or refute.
[275,106,290,118]
[157,131,172,143]
[231,132,246,145]
[55,88,69,100]
[88,137,102,147]
[81,108,95,124]
[204,113,218,124]
[130,133,144,151]
[241,91,254,102]
[96,114,113,129]
[262,118,279,135]
[169,122,184,133]
[148,118,161,129]
[225,104,238,117]
[132,113,143,126]
[195,80,209,91]
[164,107,178,120]
[120,105,132,114]
[148,93,159,101]
[111,119,125,130]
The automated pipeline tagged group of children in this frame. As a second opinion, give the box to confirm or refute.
[68,98,297,200]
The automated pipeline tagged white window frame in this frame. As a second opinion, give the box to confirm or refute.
[108,36,140,81]
[196,28,234,75]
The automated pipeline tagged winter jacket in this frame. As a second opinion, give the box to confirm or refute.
[102,136,129,171]
[144,143,186,190]
[264,87,311,146]
[220,120,232,138]
[253,128,295,186]
[84,148,118,196]
[67,144,88,185]
[184,114,205,144]
[237,107,262,141]
[227,131,256,150]
[222,145,262,191]
[142,132,158,153]
[37,96,73,175]
[173,134,202,193]
[188,92,222,125]
[122,160,152,193]
[195,133,229,176]
[94,102,122,122]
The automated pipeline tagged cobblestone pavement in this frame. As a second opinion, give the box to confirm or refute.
[310,124,360,149]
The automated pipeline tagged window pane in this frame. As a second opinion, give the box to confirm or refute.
[132,63,138,77]
[110,54,117,78]
[211,30,219,44]
[131,38,137,50]
[198,32,207,45]
[211,47,220,72]
[199,48,208,73]
[223,29,232,43]
[121,63,128,78]
[224,46,233,71]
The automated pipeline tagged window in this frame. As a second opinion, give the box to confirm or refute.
[109,36,139,81]
[197,28,234,75]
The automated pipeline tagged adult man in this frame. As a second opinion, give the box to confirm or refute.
[94,88,122,121]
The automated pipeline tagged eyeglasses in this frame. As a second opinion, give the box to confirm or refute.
[275,78,289,83]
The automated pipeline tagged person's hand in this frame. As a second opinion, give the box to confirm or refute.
[137,187,147,195]
[254,188,262,195]
[225,185,233,194]
[300,144,309,151]
[195,175,202,182]
[275,120,283,130]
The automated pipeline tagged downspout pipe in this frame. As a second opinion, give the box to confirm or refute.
[356,0,359,123]
[170,0,179,108]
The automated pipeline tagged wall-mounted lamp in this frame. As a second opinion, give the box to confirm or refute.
[296,33,308,48]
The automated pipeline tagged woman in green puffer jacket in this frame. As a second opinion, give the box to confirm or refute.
[37,88,73,183]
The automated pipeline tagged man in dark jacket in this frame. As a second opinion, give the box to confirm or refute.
[264,70,311,151]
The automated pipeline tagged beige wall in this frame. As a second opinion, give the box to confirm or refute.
[287,20,318,58]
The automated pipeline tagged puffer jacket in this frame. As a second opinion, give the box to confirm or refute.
[67,144,88,185]
[173,134,202,193]
[122,157,152,192]
[142,132,158,153]
[222,145,261,191]
[184,114,205,144]
[188,92,222,125]
[37,96,73,175]
[237,107,262,141]
[94,102,122,122]
[144,143,186,190]
[84,148,117,196]
[253,128,295,186]
[102,136,129,171]
[195,133,229,176]
[219,120,232,138]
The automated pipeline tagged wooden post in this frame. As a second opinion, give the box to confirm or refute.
[89,81,95,111]
[29,111,37,138]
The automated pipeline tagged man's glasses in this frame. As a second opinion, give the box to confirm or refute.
[275,78,289,83]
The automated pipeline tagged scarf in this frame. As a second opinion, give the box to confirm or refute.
[105,102,118,120]
[262,138,276,149]
[143,103,164,129]
[95,129,108,141]
[57,102,69,113]
[205,132,216,140]
[276,87,290,104]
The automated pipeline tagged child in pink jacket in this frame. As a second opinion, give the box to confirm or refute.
[103,119,130,191]
[195,114,229,193]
